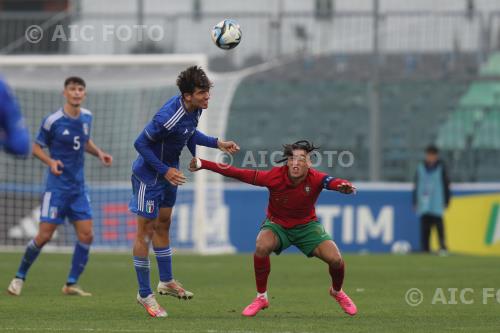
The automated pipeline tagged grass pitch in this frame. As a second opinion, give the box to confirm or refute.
[0,252,499,333]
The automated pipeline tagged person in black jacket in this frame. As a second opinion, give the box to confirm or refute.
[413,145,451,254]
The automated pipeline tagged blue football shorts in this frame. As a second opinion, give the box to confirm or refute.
[39,189,92,224]
[129,175,178,219]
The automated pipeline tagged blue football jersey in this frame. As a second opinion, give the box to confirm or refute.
[35,108,92,191]
[132,95,216,185]
[0,78,30,156]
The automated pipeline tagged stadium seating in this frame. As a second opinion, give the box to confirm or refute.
[473,111,500,149]
[436,52,500,180]
[227,54,472,181]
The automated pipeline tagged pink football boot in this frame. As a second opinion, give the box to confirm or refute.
[330,287,357,316]
[241,296,269,317]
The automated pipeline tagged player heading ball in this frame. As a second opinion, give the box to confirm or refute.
[130,66,240,318]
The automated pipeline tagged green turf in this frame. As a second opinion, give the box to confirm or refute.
[0,253,499,332]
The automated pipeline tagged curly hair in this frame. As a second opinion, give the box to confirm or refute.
[275,140,319,163]
[176,66,213,95]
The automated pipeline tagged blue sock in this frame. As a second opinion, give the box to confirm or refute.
[16,239,42,280]
[134,256,152,298]
[67,241,90,285]
[154,246,172,282]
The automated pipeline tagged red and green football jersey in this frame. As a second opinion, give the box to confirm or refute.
[200,160,344,229]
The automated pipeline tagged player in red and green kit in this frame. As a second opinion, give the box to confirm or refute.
[189,140,357,317]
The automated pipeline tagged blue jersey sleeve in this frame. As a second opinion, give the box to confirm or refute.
[143,116,166,142]
[134,121,170,176]
[187,135,196,156]
[194,130,218,148]
[186,130,218,157]
[35,117,51,147]
[0,81,30,156]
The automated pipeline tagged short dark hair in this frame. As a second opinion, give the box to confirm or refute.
[276,140,319,163]
[64,76,86,88]
[176,66,212,95]
[425,144,439,154]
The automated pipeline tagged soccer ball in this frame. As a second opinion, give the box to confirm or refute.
[391,240,412,254]
[211,19,242,50]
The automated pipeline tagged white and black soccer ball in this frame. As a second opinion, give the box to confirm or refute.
[211,19,242,50]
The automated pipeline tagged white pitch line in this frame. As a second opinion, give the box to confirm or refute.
[0,329,267,333]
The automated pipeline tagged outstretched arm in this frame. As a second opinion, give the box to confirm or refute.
[190,157,268,186]
[189,129,218,149]
[217,139,240,154]
[187,130,240,156]
[322,176,356,194]
[190,129,240,155]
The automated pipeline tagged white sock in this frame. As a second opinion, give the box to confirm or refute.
[257,291,268,299]
[331,288,342,296]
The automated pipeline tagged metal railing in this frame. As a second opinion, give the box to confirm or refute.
[0,10,496,62]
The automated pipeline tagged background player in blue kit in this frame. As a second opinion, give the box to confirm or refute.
[130,66,240,317]
[7,77,113,297]
[0,78,30,157]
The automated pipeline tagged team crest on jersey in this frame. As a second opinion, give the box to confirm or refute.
[83,123,89,135]
[145,200,154,214]
[49,207,58,219]
[304,185,311,195]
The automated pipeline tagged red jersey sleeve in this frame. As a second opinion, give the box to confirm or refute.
[310,168,353,192]
[199,159,273,187]
[309,168,329,191]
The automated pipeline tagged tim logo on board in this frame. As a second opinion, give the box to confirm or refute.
[316,205,400,252]
[317,205,394,249]
[314,189,420,253]
[225,188,420,253]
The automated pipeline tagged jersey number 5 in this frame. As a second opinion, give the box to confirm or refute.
[73,136,80,150]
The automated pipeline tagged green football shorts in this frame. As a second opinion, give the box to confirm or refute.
[261,219,332,257]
